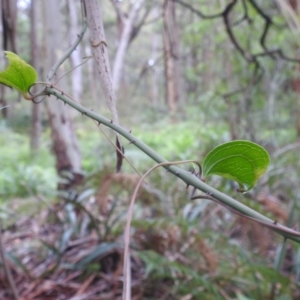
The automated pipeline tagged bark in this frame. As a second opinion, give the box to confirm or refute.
[110,0,125,38]
[112,0,145,92]
[150,30,160,106]
[83,0,123,172]
[0,0,17,118]
[84,0,119,124]
[42,0,82,189]
[292,71,300,137]
[67,0,83,101]
[30,0,42,152]
[285,0,300,137]
[163,0,181,117]
[1,0,17,52]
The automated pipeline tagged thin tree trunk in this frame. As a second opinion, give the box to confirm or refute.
[42,0,83,189]
[84,0,119,123]
[67,0,83,101]
[30,0,42,152]
[0,0,17,118]
[83,0,123,172]
[163,0,180,118]
[112,0,145,93]
[1,0,17,52]
[286,0,300,138]
[150,29,159,106]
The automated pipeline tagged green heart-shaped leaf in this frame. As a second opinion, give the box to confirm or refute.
[0,51,37,100]
[202,140,270,193]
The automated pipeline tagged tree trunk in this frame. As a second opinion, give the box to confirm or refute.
[112,0,145,93]
[84,0,123,172]
[286,0,300,138]
[150,25,160,106]
[30,0,42,152]
[0,0,17,118]
[163,0,180,118]
[1,0,17,52]
[67,0,83,101]
[42,0,83,189]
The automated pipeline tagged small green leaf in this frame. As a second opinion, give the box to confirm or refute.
[202,140,270,193]
[0,51,37,100]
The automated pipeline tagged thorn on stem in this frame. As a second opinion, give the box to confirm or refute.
[274,220,277,225]
[97,122,101,126]
[186,184,189,189]
[110,120,113,123]
[129,129,132,133]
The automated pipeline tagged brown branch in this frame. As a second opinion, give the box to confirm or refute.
[109,0,125,24]
[129,4,152,43]
[244,0,300,63]
[173,0,226,19]
[248,0,273,51]
[223,0,256,63]
[232,0,252,26]
[175,0,300,66]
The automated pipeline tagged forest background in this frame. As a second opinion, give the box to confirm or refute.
[1,0,300,299]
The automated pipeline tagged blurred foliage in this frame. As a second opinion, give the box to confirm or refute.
[2,0,300,299]
[0,128,56,200]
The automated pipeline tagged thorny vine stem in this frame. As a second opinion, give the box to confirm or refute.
[36,85,300,245]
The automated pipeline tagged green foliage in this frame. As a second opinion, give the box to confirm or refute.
[3,2,300,299]
[137,250,222,299]
[202,140,270,192]
[131,120,226,165]
[0,51,37,100]
[0,129,56,199]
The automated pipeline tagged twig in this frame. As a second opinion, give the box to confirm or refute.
[173,0,226,19]
[54,57,91,85]
[0,220,20,300]
[223,0,255,63]
[47,19,87,81]
[176,0,300,66]
[95,122,143,179]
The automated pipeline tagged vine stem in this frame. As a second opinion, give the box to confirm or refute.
[42,86,300,244]
[122,160,201,300]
